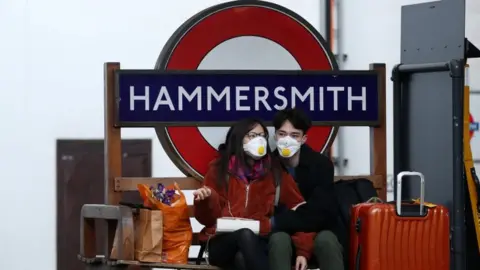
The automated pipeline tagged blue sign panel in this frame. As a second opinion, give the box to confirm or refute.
[471,122,479,132]
[115,70,380,127]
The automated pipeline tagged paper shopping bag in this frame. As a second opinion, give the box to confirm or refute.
[110,216,135,260]
[134,209,164,262]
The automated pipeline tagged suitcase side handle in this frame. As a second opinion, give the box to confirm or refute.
[396,171,425,216]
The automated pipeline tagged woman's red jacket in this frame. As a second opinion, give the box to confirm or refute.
[194,163,315,259]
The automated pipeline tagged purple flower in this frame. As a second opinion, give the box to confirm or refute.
[149,184,175,206]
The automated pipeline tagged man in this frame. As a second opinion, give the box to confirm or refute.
[268,108,344,270]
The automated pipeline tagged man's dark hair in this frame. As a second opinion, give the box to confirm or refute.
[273,108,312,134]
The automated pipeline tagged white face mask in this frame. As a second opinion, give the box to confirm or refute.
[276,136,301,158]
[243,137,268,159]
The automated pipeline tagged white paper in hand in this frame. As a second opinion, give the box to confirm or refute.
[216,217,260,234]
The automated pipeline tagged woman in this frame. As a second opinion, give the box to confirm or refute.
[193,118,313,270]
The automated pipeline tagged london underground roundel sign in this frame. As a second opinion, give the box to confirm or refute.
[154,1,338,179]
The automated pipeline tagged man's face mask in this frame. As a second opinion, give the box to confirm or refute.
[276,136,301,158]
[243,136,267,159]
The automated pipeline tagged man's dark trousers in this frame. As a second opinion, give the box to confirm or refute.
[268,230,344,270]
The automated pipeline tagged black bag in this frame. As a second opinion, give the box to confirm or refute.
[333,178,377,269]
[334,178,377,227]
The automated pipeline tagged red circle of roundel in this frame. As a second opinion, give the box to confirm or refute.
[156,3,338,178]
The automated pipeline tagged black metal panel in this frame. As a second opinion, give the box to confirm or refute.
[398,2,467,269]
[401,1,465,64]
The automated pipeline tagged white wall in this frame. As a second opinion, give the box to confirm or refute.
[1,0,477,269]
[0,1,323,269]
[465,1,480,163]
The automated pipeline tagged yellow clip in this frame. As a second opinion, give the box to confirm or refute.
[412,198,437,208]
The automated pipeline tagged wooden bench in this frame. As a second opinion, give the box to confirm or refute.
[78,175,384,269]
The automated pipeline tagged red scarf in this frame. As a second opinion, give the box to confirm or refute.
[228,156,269,183]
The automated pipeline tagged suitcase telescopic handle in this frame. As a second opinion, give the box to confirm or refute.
[396,171,425,216]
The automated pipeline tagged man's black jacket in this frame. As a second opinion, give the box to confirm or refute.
[273,144,339,233]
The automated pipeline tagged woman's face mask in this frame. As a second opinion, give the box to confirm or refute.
[243,136,268,159]
[276,136,301,158]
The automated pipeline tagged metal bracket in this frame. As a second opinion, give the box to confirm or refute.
[334,53,348,62]
[332,157,348,167]
[448,59,464,78]
[80,204,133,261]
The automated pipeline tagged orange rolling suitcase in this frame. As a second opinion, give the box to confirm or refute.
[349,197,382,270]
[351,171,450,270]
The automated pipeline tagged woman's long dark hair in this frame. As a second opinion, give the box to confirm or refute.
[215,118,281,189]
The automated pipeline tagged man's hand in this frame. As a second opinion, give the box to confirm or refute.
[193,187,212,201]
[295,256,307,270]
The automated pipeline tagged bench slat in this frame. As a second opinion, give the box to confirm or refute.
[116,175,384,192]
[115,177,202,191]
[115,260,220,269]
[131,205,195,217]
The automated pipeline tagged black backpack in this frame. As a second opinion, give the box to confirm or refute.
[333,178,377,269]
[335,178,377,227]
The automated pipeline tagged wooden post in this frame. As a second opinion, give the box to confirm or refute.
[369,63,387,201]
[104,62,122,256]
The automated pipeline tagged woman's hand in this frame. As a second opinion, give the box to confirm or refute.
[193,187,212,201]
[295,256,307,270]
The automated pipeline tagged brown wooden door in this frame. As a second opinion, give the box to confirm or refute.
[56,139,152,270]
